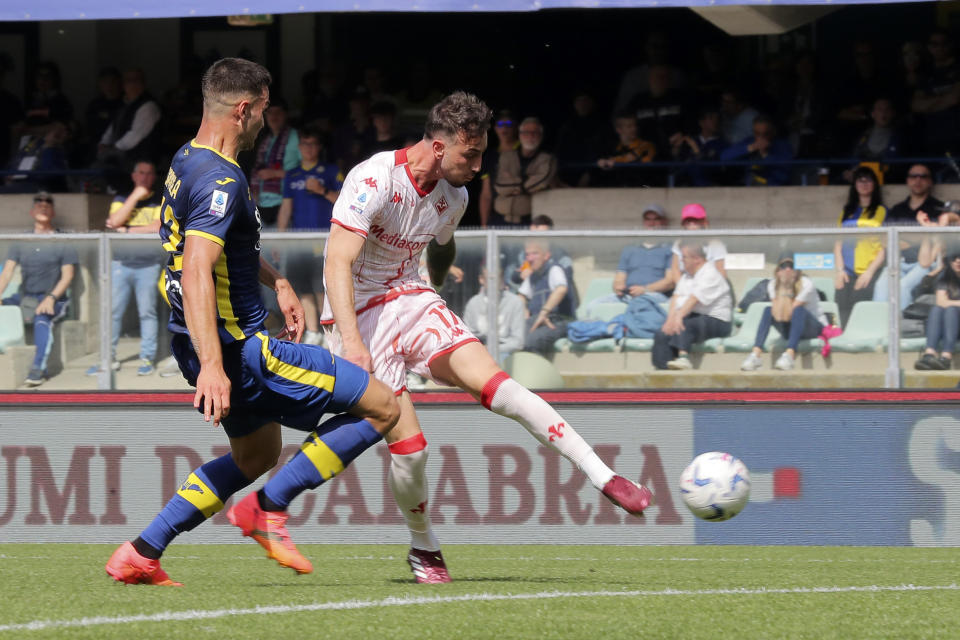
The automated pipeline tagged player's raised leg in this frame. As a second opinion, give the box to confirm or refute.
[383,392,450,584]
[431,341,653,516]
[228,364,399,573]
[106,423,283,586]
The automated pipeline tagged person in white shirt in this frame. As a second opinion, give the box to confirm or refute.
[669,203,727,282]
[741,254,827,372]
[463,265,525,365]
[652,241,732,370]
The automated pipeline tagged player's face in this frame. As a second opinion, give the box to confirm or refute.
[238,88,269,151]
[440,131,487,187]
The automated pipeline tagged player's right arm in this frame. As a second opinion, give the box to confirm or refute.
[325,224,372,371]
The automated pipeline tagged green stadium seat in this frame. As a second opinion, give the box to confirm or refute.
[830,301,889,352]
[504,351,565,389]
[722,302,773,352]
[812,277,836,302]
[576,277,615,320]
[583,301,626,322]
[553,337,619,353]
[623,337,654,352]
[900,337,927,352]
[0,306,25,353]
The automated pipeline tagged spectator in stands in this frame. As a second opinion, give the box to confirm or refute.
[670,107,728,186]
[652,241,732,370]
[332,88,374,174]
[896,40,924,138]
[554,89,606,187]
[670,203,727,280]
[611,204,674,303]
[276,128,342,345]
[614,31,687,113]
[740,254,827,372]
[0,192,77,386]
[98,69,162,172]
[479,110,519,227]
[518,237,576,356]
[86,160,163,376]
[0,53,23,170]
[720,88,759,145]
[365,100,405,155]
[83,68,123,160]
[834,165,887,327]
[503,215,575,299]
[912,29,960,154]
[784,50,829,159]
[23,61,73,130]
[719,115,793,187]
[833,40,893,152]
[3,120,69,193]
[847,97,902,184]
[625,64,690,162]
[463,265,526,365]
[914,248,960,370]
[490,117,557,228]
[874,163,941,309]
[250,98,300,227]
[593,111,656,187]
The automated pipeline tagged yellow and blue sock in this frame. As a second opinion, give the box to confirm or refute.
[262,415,382,509]
[135,453,251,557]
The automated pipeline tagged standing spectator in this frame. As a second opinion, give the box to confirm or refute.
[833,40,893,151]
[834,166,887,327]
[915,249,960,370]
[98,69,162,171]
[463,265,526,365]
[276,128,342,345]
[784,51,830,159]
[490,117,557,228]
[83,68,123,159]
[874,163,941,309]
[518,238,576,356]
[250,98,300,227]
[331,89,373,173]
[847,97,902,184]
[625,64,690,160]
[365,100,405,155]
[554,90,606,187]
[719,115,793,187]
[670,107,728,186]
[670,203,727,280]
[0,53,24,170]
[594,111,656,187]
[740,254,827,372]
[652,241,732,370]
[23,61,73,130]
[912,29,960,154]
[0,193,77,386]
[478,110,519,227]
[720,88,760,145]
[614,31,688,113]
[87,160,163,376]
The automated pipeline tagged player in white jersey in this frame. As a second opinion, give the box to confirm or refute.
[249,91,653,584]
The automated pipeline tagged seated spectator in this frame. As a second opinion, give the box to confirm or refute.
[594,111,656,186]
[83,67,123,162]
[554,89,606,187]
[88,160,163,376]
[720,88,760,145]
[625,64,691,160]
[669,203,727,281]
[463,266,526,365]
[611,204,673,303]
[490,117,557,228]
[915,249,960,370]
[503,215,575,302]
[276,127,342,345]
[740,254,827,372]
[478,109,519,227]
[251,97,300,227]
[0,193,77,386]
[669,107,728,186]
[652,241,732,370]
[518,238,576,356]
[719,115,793,186]
[874,164,941,309]
[834,166,887,327]
[846,97,902,184]
[97,69,162,177]
[3,121,69,193]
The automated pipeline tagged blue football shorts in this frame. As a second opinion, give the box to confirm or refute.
[171,330,370,438]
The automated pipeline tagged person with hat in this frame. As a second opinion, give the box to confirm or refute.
[669,203,727,282]
[0,192,78,386]
[610,204,674,303]
[740,253,828,372]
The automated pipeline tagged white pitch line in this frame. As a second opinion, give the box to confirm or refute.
[0,584,957,633]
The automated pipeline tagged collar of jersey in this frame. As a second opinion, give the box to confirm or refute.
[189,139,241,168]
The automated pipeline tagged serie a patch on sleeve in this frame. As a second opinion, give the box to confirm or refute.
[209,189,229,217]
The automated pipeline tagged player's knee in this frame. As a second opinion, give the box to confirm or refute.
[375,394,401,434]
[233,442,282,478]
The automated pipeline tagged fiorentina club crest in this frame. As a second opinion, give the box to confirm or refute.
[435,196,448,215]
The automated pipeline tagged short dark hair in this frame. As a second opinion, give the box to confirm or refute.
[424,91,492,141]
[370,100,397,117]
[201,58,272,109]
[298,126,323,144]
[531,214,555,228]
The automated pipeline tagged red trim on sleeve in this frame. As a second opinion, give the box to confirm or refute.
[388,432,428,454]
[480,371,511,409]
[331,219,368,237]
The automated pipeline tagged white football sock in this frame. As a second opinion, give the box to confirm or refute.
[481,372,615,490]
[388,434,440,552]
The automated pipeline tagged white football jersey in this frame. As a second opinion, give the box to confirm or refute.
[321,148,468,319]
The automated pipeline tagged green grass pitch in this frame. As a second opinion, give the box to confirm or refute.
[1,544,958,639]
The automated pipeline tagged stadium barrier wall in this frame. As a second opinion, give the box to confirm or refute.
[1,391,959,546]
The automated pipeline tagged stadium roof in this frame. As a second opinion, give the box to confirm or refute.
[1,0,927,23]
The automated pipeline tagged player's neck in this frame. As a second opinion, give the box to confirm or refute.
[404,139,441,191]
[194,121,241,161]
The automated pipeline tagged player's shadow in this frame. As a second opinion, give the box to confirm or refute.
[387,575,561,584]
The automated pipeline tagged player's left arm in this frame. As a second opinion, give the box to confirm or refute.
[259,256,304,343]
[426,237,456,288]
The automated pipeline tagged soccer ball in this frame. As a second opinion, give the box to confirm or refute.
[679,452,751,521]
